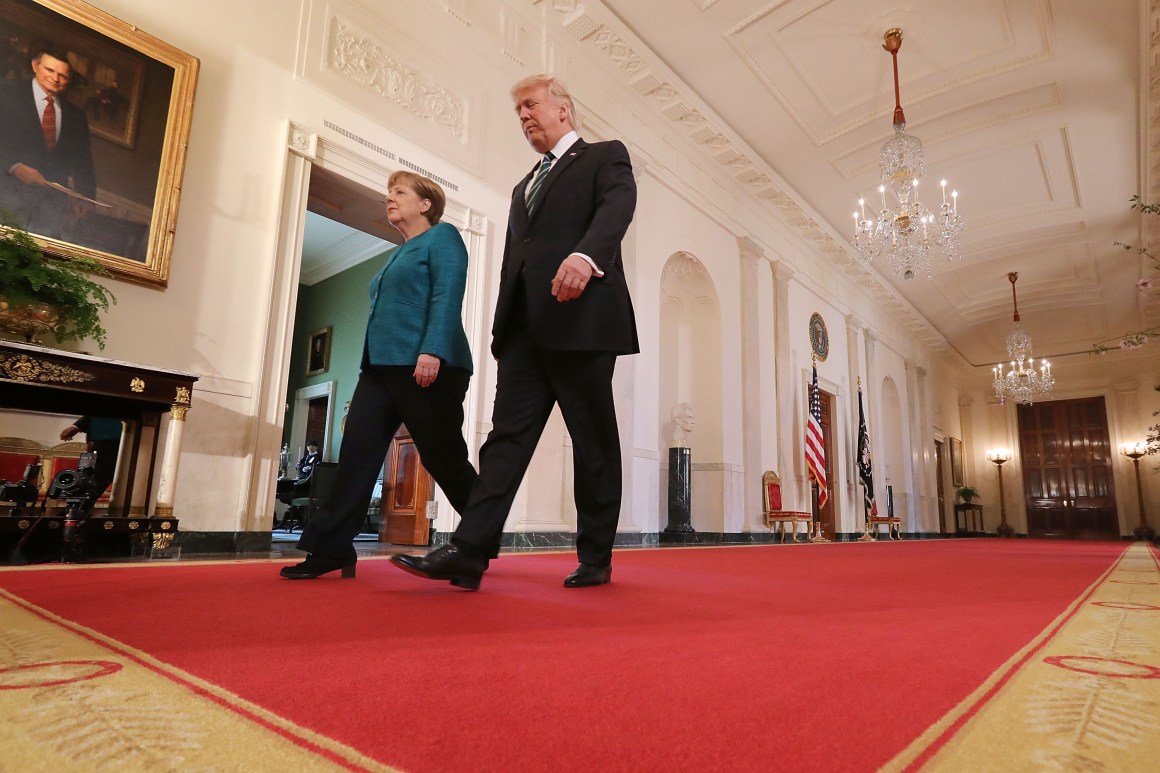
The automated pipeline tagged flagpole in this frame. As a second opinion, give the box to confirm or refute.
[859,499,874,541]
[809,480,828,542]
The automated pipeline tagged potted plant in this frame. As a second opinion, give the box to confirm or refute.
[956,485,979,504]
[0,217,115,349]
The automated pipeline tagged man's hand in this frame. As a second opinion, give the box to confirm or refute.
[414,353,441,388]
[551,254,594,302]
[60,424,79,441]
[12,163,48,187]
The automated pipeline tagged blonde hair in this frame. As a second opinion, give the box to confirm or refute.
[387,170,446,225]
[511,73,579,129]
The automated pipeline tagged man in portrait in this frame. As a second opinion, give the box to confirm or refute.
[308,332,328,373]
[0,46,96,241]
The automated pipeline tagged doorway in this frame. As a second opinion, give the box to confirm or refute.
[1018,396,1119,538]
[255,128,485,537]
[290,381,335,462]
[934,439,947,532]
[816,390,836,538]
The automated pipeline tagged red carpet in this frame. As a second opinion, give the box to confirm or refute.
[0,540,1128,772]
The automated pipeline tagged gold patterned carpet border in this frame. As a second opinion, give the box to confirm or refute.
[885,542,1160,772]
[0,587,399,772]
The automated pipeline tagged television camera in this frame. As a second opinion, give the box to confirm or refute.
[0,460,42,509]
[48,452,105,559]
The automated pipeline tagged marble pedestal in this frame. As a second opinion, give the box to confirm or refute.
[661,447,695,544]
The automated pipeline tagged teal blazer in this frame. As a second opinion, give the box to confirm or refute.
[364,221,473,373]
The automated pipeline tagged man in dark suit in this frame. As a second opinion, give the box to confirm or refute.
[0,48,96,241]
[393,73,638,590]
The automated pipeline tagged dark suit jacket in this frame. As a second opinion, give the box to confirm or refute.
[0,79,96,207]
[492,138,638,356]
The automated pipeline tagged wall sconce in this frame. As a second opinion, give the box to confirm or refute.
[986,449,1015,537]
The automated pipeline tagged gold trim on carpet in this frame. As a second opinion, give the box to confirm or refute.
[886,543,1160,772]
[0,590,400,772]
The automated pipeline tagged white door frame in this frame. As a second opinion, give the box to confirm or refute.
[290,380,336,461]
[243,122,489,530]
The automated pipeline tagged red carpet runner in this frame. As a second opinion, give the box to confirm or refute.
[0,539,1137,771]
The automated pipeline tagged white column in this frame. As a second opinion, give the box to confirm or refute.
[154,387,191,518]
[844,314,864,533]
[915,364,933,531]
[770,260,796,507]
[904,358,921,532]
[862,326,880,528]
[739,236,767,531]
[615,157,646,534]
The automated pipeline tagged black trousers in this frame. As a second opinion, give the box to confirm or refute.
[89,440,119,498]
[296,365,476,561]
[452,327,622,567]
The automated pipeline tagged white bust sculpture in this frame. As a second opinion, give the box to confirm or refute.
[671,402,696,447]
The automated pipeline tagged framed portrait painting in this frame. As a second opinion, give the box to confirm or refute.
[0,0,198,286]
[950,437,964,488]
[306,327,332,377]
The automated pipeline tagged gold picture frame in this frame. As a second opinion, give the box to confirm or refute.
[0,0,199,286]
[306,327,332,377]
[950,437,964,488]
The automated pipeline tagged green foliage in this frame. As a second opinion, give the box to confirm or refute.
[1093,196,1160,353]
[1150,384,1160,473]
[0,217,116,349]
[956,485,979,502]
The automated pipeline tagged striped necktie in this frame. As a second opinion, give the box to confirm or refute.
[524,152,554,211]
[42,94,56,151]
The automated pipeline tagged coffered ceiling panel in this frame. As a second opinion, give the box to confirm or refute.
[600,0,1143,366]
[725,0,1049,144]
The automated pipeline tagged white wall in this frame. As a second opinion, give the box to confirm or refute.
[55,0,969,538]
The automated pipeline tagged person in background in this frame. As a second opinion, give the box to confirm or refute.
[294,439,321,486]
[59,415,121,497]
[279,170,477,580]
[391,73,638,591]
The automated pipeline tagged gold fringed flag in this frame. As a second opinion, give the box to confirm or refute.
[857,386,878,518]
[805,361,828,509]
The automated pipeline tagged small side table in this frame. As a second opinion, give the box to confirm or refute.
[954,503,983,535]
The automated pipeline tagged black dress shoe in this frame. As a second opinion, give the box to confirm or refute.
[391,545,487,590]
[563,564,612,587]
[279,554,356,579]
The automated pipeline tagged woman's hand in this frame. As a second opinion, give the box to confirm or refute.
[414,353,441,387]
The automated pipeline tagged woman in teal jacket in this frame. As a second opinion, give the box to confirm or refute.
[282,171,477,580]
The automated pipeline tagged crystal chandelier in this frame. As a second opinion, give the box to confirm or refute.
[993,272,1054,405]
[852,28,964,280]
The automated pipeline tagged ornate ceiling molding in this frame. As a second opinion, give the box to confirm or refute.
[540,2,949,356]
[330,18,467,142]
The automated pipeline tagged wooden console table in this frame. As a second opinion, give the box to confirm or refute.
[954,503,984,535]
[0,340,197,552]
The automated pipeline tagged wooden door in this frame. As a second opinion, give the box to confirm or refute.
[1018,397,1118,539]
[379,426,433,545]
[817,390,836,538]
[934,439,947,532]
[306,396,328,452]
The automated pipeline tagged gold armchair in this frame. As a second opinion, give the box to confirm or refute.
[761,470,811,543]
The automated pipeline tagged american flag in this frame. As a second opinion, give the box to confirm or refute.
[856,386,878,518]
[805,362,828,509]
